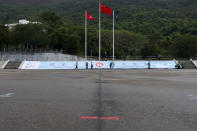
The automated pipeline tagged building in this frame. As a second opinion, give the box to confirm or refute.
[5,19,41,31]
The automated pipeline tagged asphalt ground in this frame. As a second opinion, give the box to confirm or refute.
[0,69,197,131]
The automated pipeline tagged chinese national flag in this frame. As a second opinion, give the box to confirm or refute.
[86,12,95,21]
[100,3,112,16]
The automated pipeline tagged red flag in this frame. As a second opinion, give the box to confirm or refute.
[86,12,95,21]
[100,3,112,16]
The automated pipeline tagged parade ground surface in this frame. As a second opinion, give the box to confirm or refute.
[0,69,197,131]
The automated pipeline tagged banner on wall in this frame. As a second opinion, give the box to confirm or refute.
[150,61,176,69]
[21,61,40,69]
[114,61,148,69]
[20,61,176,69]
[78,61,111,69]
[38,61,76,69]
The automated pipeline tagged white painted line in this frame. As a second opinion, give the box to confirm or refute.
[0,93,15,98]
[187,94,197,100]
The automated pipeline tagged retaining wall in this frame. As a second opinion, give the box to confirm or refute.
[20,60,176,69]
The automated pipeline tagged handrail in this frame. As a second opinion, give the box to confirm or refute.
[2,60,9,69]
[191,59,197,68]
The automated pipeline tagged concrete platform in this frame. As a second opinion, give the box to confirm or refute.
[0,69,197,131]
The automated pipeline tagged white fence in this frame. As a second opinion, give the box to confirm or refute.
[0,53,85,61]
[20,60,176,69]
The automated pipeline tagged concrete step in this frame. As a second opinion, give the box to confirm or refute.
[4,61,21,69]
[179,60,196,69]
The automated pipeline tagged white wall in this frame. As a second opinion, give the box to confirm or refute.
[20,60,176,69]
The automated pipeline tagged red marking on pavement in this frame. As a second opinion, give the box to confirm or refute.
[79,116,120,120]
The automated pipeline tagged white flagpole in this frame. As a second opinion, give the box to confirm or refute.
[113,10,115,61]
[85,10,87,60]
[99,1,101,61]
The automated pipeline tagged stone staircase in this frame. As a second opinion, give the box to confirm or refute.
[179,60,196,69]
[4,61,21,69]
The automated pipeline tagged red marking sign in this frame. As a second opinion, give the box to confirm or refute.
[79,116,120,120]
[96,62,104,68]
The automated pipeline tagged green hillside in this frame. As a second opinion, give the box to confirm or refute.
[1,0,197,33]
[0,0,197,58]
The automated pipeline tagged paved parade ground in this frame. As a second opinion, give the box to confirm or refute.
[0,69,197,131]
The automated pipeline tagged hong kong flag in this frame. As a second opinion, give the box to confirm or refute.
[86,12,95,21]
[100,3,112,16]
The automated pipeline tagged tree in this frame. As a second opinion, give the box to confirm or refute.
[40,11,66,50]
[0,25,9,50]
[140,43,161,58]
[66,33,81,55]
[10,24,48,50]
[114,30,148,58]
[170,34,197,58]
[40,11,63,34]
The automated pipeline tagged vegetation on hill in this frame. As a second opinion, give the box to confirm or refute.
[0,0,197,59]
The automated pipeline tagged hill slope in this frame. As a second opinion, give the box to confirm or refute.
[1,0,197,58]
[1,0,197,35]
